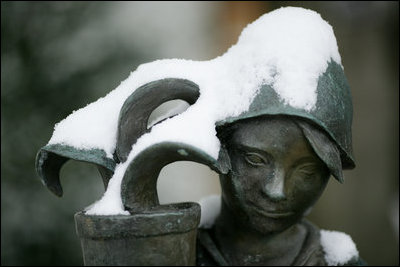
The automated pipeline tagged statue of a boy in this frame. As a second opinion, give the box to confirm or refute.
[196,115,362,265]
[36,6,365,266]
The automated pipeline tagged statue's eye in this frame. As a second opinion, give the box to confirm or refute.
[296,164,318,177]
[244,153,266,166]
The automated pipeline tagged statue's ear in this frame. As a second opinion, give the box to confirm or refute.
[35,144,115,197]
[217,144,231,175]
[296,120,344,183]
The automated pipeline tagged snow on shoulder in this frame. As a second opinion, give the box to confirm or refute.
[198,194,221,229]
[320,230,359,266]
[46,7,343,215]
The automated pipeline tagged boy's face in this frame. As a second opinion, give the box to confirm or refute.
[221,118,330,233]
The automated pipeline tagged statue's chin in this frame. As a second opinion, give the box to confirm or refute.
[244,212,301,235]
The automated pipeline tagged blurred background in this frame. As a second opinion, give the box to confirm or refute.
[1,1,398,265]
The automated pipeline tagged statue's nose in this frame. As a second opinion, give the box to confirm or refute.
[263,167,286,201]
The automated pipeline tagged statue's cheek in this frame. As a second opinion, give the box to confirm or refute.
[286,175,328,211]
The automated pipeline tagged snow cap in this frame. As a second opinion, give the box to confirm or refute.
[36,7,354,215]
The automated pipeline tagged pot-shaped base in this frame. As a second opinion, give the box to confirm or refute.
[75,202,200,266]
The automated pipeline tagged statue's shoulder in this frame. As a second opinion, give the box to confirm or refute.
[196,228,227,266]
[195,195,366,266]
[196,195,225,266]
[196,220,366,266]
[319,228,366,266]
[294,220,366,266]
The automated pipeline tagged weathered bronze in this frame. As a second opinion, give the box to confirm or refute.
[75,202,200,266]
[34,8,366,265]
[35,69,365,265]
[197,117,339,265]
[35,79,200,196]
[217,60,355,171]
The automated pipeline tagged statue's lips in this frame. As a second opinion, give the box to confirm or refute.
[248,205,294,219]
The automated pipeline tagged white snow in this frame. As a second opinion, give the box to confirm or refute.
[85,163,130,215]
[320,230,359,266]
[198,194,221,229]
[147,100,190,128]
[47,7,343,215]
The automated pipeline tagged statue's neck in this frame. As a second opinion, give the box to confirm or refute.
[213,200,307,266]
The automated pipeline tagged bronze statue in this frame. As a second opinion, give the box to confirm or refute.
[197,116,359,266]
[36,7,365,266]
